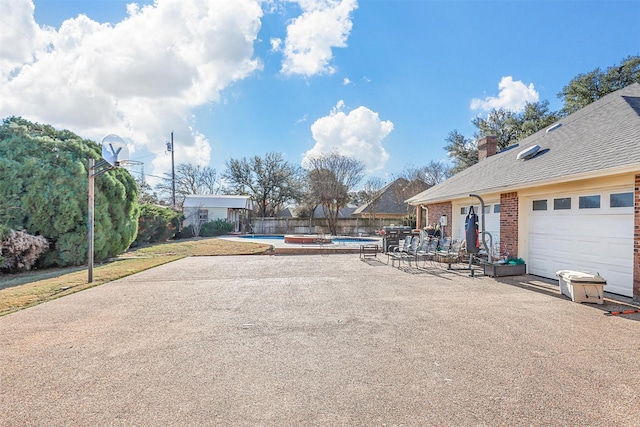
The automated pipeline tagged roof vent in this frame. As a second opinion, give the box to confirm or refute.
[516,144,541,161]
[546,123,562,133]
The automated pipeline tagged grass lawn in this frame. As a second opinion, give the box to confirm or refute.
[0,237,272,317]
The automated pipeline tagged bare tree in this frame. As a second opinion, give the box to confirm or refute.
[359,177,385,222]
[156,163,220,207]
[305,152,365,235]
[223,152,303,217]
[397,161,452,187]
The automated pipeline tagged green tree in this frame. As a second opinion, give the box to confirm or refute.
[471,101,561,151]
[444,130,478,174]
[304,152,365,235]
[223,152,303,217]
[136,178,160,205]
[558,55,640,114]
[0,117,139,267]
[517,100,563,140]
[447,100,561,173]
[472,108,519,151]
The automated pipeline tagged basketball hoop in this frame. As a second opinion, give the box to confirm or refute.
[101,134,129,166]
[117,160,144,180]
[118,159,143,170]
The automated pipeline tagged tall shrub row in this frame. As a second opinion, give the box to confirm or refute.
[0,117,139,267]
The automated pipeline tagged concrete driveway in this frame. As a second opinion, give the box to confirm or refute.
[1,254,639,426]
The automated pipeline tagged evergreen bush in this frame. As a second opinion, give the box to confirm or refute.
[200,219,234,237]
[132,204,182,247]
[0,117,139,267]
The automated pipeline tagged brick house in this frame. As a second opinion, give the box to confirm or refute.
[407,83,640,300]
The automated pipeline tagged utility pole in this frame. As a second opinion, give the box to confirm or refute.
[167,131,176,208]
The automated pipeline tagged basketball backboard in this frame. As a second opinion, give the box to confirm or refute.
[101,134,129,166]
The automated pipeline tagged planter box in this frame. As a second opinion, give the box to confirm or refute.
[556,270,606,304]
[483,263,526,277]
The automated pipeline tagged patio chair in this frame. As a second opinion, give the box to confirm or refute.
[438,239,464,269]
[388,236,417,267]
[386,235,411,254]
[434,237,452,261]
[404,236,422,267]
[414,236,437,268]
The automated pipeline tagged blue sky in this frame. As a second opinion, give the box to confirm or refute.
[1,0,639,187]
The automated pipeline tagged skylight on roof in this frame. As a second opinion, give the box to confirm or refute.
[516,145,541,161]
[546,123,562,133]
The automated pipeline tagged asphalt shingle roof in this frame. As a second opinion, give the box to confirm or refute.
[408,83,640,204]
[353,178,428,215]
[183,195,252,209]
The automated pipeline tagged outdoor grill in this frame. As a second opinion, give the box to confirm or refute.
[382,226,413,252]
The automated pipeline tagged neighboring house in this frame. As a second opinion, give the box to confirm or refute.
[352,178,428,222]
[408,83,640,300]
[275,207,296,218]
[183,195,253,233]
[310,204,357,219]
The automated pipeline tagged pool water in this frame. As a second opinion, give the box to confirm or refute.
[239,235,378,243]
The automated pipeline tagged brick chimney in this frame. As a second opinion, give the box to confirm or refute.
[478,136,497,161]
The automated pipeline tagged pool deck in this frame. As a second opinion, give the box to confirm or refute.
[219,234,383,255]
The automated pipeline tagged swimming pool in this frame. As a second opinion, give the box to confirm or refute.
[238,235,378,243]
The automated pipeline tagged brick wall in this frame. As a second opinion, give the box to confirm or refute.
[426,202,452,238]
[500,192,519,258]
[634,175,640,301]
[478,136,497,161]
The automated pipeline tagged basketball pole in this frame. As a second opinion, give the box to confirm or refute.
[170,131,176,208]
[88,158,113,283]
[88,159,95,283]
[88,134,127,283]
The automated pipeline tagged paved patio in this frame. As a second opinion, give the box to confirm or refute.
[1,254,639,425]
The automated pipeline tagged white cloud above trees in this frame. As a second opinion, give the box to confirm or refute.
[0,0,263,175]
[304,100,393,172]
[470,76,539,112]
[275,0,358,77]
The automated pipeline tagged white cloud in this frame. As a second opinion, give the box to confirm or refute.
[295,114,309,125]
[0,0,263,178]
[470,76,539,112]
[270,37,282,52]
[303,100,393,172]
[280,0,358,77]
[343,77,352,85]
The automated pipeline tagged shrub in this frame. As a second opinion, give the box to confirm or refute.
[132,204,182,247]
[0,117,139,267]
[200,219,234,237]
[180,225,196,238]
[1,229,49,273]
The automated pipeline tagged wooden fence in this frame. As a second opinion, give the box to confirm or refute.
[248,218,406,236]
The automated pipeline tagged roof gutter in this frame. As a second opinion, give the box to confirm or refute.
[408,164,639,206]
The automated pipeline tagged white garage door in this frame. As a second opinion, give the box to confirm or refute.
[459,204,500,252]
[527,192,634,297]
